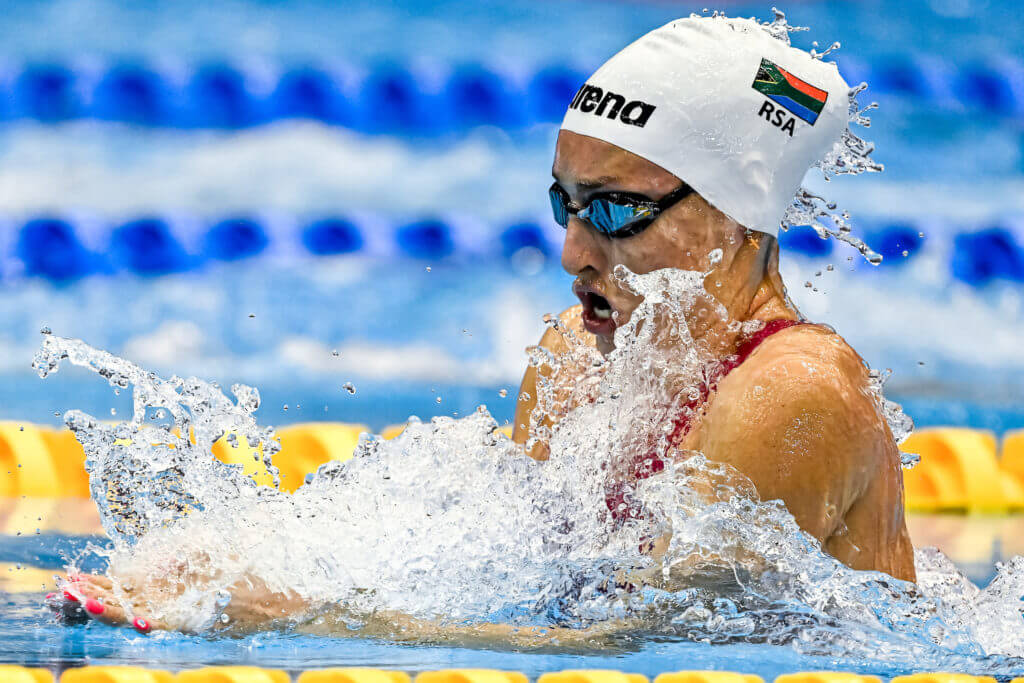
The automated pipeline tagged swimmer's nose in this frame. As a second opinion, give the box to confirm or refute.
[561,216,606,278]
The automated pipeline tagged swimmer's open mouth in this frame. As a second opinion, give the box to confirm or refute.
[574,283,616,335]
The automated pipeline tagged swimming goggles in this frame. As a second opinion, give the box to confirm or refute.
[548,182,694,238]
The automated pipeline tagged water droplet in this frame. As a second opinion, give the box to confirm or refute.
[900,451,921,469]
[40,326,51,335]
[498,389,508,398]
[826,264,834,271]
[248,313,255,318]
[425,266,431,272]
[220,613,230,624]
[804,281,812,288]
[282,404,288,411]
[435,397,442,404]
[332,350,340,357]
[902,250,909,257]
[342,382,356,395]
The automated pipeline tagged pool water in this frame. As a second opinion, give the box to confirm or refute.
[1,509,1019,678]
[2,0,1024,678]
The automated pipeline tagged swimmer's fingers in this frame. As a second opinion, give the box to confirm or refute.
[62,578,164,634]
[44,589,89,625]
[64,578,123,626]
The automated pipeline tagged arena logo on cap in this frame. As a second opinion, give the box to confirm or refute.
[569,83,656,127]
[752,58,828,129]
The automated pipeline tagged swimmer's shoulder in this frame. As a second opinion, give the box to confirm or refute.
[536,304,590,354]
[725,322,870,396]
[513,305,590,450]
[704,321,885,464]
[702,323,886,535]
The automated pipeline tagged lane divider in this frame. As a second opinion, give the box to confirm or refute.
[177,668,289,683]
[0,665,54,683]
[1,422,1023,515]
[655,674,762,683]
[6,214,1024,288]
[419,672,527,683]
[61,668,174,683]
[297,671,409,683]
[900,427,1024,513]
[0,667,1016,683]
[5,55,1022,131]
[538,673,643,683]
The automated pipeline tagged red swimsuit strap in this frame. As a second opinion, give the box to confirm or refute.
[634,318,805,480]
[609,318,806,520]
[668,318,803,444]
[723,318,803,375]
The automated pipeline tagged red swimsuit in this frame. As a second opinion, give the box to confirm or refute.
[606,318,803,522]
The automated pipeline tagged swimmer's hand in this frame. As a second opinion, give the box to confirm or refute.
[47,572,308,635]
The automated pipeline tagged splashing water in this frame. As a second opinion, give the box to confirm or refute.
[32,267,1024,671]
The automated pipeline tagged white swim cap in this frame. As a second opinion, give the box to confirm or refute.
[560,15,850,236]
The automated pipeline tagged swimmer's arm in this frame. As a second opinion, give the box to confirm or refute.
[697,335,882,545]
[60,572,630,646]
[58,571,311,634]
[512,305,591,459]
[304,608,630,650]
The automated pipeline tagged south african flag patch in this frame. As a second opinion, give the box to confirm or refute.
[751,58,828,125]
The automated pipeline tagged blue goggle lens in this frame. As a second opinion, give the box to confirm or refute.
[549,186,653,236]
[549,186,570,228]
[579,199,653,236]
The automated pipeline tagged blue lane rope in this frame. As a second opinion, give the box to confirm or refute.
[4,57,1021,131]
[1,215,1021,286]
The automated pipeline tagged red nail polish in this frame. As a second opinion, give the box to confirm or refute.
[45,593,56,600]
[85,599,104,615]
[63,590,79,602]
[133,617,151,633]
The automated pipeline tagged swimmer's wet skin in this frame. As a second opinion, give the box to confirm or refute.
[50,13,913,635]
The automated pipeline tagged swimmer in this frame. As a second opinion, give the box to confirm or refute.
[515,17,915,581]
[51,14,914,636]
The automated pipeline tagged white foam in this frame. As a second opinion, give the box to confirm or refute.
[31,267,1024,669]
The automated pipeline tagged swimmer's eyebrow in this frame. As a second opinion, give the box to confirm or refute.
[550,174,619,190]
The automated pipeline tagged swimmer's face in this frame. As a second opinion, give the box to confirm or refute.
[552,130,747,353]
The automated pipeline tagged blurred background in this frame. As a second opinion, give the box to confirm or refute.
[0,0,1022,433]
